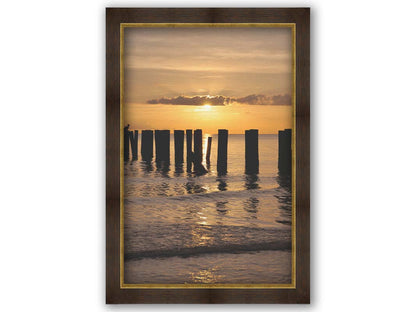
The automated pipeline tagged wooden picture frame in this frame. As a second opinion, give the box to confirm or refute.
[106,8,310,304]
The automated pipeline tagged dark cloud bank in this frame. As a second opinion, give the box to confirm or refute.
[146,94,291,106]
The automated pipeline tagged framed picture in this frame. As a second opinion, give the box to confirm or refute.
[106,8,310,303]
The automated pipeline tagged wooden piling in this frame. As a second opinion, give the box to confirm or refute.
[155,130,161,162]
[278,130,283,170]
[141,130,153,161]
[129,131,135,160]
[206,136,212,163]
[285,129,292,174]
[129,130,138,160]
[278,129,292,175]
[217,129,228,174]
[186,129,193,172]
[160,130,170,162]
[123,125,130,161]
[245,129,259,174]
[134,130,139,159]
[129,131,134,158]
[174,130,184,164]
[193,129,208,175]
[155,130,170,162]
[194,129,203,165]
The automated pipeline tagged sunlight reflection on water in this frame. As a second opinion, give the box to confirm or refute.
[190,267,225,283]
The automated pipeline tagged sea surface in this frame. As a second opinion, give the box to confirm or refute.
[124,134,292,284]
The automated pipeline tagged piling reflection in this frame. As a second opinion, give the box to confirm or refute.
[156,182,170,196]
[216,201,229,215]
[174,163,184,177]
[156,160,170,177]
[244,197,259,217]
[184,179,207,194]
[276,173,292,208]
[140,160,153,173]
[137,182,152,197]
[245,174,260,190]
[216,175,228,191]
[277,173,291,190]
[186,160,192,173]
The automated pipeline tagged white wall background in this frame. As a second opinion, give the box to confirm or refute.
[1,0,415,310]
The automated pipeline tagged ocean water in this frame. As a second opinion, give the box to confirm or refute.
[124,134,292,284]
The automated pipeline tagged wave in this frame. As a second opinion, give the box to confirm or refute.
[125,187,288,204]
[124,240,291,260]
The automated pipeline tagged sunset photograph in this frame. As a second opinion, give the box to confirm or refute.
[121,24,294,285]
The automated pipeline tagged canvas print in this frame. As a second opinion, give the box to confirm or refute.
[121,24,295,286]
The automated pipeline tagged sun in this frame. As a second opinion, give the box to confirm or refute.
[195,104,212,112]
[202,104,212,111]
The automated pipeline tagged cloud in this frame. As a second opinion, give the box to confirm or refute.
[146,95,229,106]
[234,94,291,105]
[146,94,291,106]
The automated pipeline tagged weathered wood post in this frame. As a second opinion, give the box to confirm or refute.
[174,130,184,165]
[129,131,134,159]
[134,130,139,159]
[194,129,203,166]
[160,130,170,163]
[193,129,208,174]
[123,125,130,161]
[155,130,170,169]
[217,129,228,174]
[206,136,212,163]
[141,130,153,161]
[186,129,193,172]
[155,130,161,162]
[278,130,283,170]
[278,129,292,175]
[245,129,259,174]
[129,130,139,160]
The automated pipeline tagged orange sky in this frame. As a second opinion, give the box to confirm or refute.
[123,26,293,134]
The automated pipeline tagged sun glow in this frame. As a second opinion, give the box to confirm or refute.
[195,104,212,112]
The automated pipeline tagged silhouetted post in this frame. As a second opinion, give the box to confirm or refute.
[155,130,161,162]
[194,129,203,165]
[155,130,168,162]
[129,131,134,159]
[186,129,193,172]
[278,129,292,175]
[245,129,259,174]
[192,129,208,174]
[129,130,138,160]
[174,130,184,165]
[217,129,228,174]
[206,136,212,163]
[123,125,130,161]
[278,130,283,170]
[141,130,153,161]
[160,130,170,162]
[134,130,139,159]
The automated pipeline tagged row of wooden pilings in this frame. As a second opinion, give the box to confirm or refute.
[124,126,292,175]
